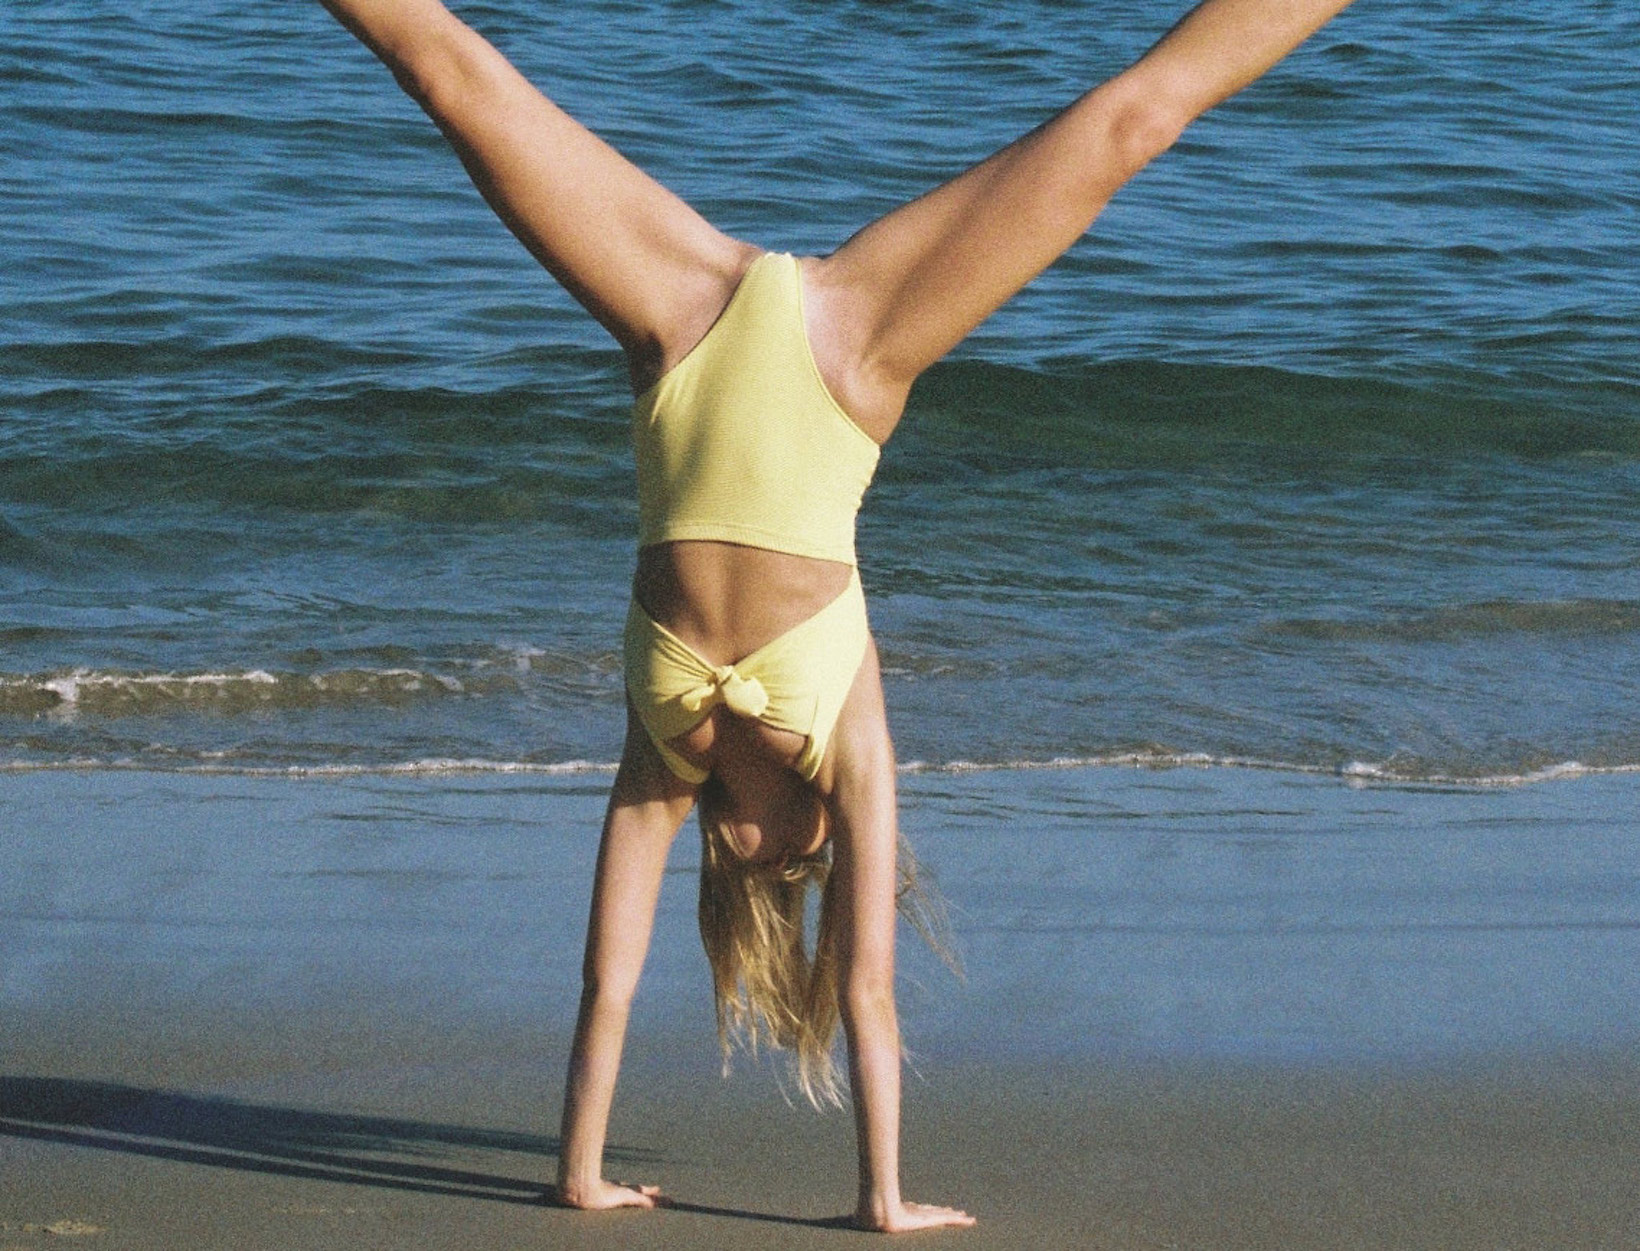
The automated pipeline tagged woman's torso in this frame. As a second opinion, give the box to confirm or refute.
[630,249,880,662]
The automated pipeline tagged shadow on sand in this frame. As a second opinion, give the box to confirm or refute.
[0,1075,841,1230]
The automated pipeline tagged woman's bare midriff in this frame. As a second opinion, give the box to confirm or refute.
[633,540,853,665]
[633,540,853,774]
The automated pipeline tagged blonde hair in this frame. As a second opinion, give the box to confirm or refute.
[695,776,955,1109]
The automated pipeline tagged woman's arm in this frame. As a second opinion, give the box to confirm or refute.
[824,645,974,1233]
[317,0,756,388]
[806,0,1359,438]
[555,710,698,1209]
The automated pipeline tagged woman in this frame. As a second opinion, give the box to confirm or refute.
[319,0,1355,1231]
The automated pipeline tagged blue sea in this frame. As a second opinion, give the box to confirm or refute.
[4,0,1639,786]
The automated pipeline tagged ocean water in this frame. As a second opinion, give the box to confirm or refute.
[4,0,1640,784]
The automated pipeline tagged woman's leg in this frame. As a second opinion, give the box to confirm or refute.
[805,0,1359,440]
[319,0,757,389]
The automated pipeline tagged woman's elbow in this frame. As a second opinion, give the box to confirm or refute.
[578,962,641,1016]
[841,976,897,1032]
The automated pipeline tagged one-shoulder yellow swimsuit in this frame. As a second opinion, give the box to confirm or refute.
[625,252,881,783]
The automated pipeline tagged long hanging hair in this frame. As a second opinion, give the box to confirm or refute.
[694,774,955,1109]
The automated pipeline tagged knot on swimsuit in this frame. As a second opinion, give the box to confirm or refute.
[625,569,869,785]
[679,666,770,720]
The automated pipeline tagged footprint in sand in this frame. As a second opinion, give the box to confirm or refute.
[0,1221,105,1240]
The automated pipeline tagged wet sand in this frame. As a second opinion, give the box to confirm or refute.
[4,767,1638,1248]
[6,1031,1637,1250]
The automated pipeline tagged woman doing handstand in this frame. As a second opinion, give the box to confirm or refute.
[319,0,1357,1231]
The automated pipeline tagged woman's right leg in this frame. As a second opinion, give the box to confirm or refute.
[318,0,757,389]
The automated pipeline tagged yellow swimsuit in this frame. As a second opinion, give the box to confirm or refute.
[626,251,881,783]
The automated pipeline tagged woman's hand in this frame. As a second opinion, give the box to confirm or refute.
[854,1198,976,1233]
[553,1178,663,1211]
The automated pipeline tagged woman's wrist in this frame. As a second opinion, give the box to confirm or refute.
[855,1180,902,1229]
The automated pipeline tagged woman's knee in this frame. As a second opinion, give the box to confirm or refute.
[383,13,496,115]
[1098,83,1192,183]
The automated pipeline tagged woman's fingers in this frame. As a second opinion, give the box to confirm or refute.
[553,1179,663,1210]
[608,1182,661,1208]
[856,1199,977,1233]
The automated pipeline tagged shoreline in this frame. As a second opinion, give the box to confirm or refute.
[7,751,1640,791]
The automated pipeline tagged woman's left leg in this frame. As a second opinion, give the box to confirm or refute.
[804,0,1358,441]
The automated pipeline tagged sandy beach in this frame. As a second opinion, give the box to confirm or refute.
[4,767,1638,1249]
